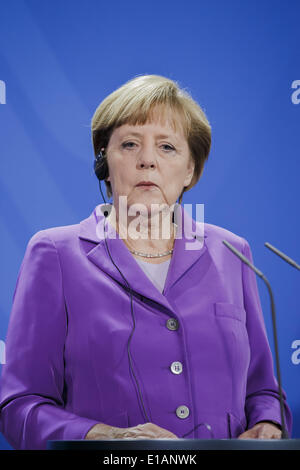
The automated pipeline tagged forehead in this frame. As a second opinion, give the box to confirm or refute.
[113,109,186,141]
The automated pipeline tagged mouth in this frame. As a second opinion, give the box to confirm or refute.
[136,182,158,188]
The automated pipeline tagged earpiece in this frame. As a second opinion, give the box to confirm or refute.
[93,150,149,419]
[94,148,109,181]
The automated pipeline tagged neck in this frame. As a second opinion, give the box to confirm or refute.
[106,204,176,255]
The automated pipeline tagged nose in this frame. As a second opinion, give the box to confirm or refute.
[136,144,156,169]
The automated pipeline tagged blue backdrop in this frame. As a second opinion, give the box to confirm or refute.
[0,0,299,449]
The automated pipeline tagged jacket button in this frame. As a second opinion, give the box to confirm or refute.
[170,361,183,374]
[176,405,190,419]
[166,318,179,331]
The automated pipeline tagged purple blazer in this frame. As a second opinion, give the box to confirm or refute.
[0,204,292,449]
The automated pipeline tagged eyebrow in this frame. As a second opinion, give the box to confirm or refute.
[121,131,180,143]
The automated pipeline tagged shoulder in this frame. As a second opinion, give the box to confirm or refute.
[204,222,248,253]
[26,222,80,251]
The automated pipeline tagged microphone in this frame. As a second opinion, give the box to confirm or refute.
[100,204,112,219]
[265,242,300,270]
[222,240,289,439]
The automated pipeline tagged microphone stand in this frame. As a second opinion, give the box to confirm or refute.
[222,240,289,439]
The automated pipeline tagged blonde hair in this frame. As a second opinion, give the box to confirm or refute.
[91,74,211,204]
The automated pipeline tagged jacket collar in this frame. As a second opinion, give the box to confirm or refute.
[79,203,208,312]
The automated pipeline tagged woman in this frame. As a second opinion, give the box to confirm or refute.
[0,75,292,449]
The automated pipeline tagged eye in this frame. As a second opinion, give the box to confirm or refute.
[121,141,136,149]
[162,144,175,151]
[121,142,175,152]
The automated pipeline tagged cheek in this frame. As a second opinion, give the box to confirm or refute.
[167,168,188,185]
[110,167,136,192]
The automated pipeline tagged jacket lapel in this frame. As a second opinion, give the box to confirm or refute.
[79,203,208,311]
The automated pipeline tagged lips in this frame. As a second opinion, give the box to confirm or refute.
[136,181,157,187]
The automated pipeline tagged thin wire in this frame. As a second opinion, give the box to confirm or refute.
[98,180,151,423]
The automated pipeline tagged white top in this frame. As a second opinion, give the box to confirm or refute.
[135,258,171,293]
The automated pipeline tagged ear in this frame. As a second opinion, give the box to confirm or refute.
[183,158,195,187]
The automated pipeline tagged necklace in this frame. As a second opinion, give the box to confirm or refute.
[128,248,174,258]
[109,212,176,258]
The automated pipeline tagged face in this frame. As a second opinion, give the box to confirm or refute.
[105,111,195,218]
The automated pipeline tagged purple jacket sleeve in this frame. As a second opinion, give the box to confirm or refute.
[242,238,293,435]
[0,231,100,449]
